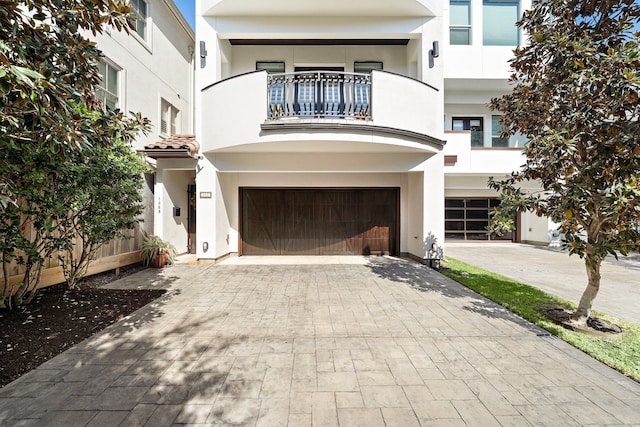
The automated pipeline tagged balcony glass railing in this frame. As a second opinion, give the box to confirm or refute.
[267,71,372,120]
[471,130,527,148]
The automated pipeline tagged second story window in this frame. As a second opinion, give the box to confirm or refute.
[483,0,519,46]
[453,117,483,147]
[450,0,471,45]
[256,62,285,73]
[161,99,180,136]
[354,62,383,73]
[96,61,119,110]
[130,0,148,40]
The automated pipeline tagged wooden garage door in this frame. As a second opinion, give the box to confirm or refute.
[241,188,399,255]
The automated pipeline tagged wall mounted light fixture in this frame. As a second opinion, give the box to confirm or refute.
[199,41,207,58]
[431,41,440,58]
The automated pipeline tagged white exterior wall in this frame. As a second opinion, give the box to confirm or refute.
[443,0,532,80]
[88,0,195,151]
[155,159,197,252]
[160,169,194,253]
[442,131,526,174]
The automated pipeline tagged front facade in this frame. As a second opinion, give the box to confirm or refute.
[153,0,551,261]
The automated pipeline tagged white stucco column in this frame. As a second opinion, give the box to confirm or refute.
[407,171,425,257]
[423,153,445,259]
[195,155,218,259]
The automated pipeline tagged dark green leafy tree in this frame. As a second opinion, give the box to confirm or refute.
[0,0,135,205]
[0,1,150,306]
[489,0,640,325]
[59,107,149,290]
[0,105,149,306]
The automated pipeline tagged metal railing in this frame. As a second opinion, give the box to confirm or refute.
[267,71,372,120]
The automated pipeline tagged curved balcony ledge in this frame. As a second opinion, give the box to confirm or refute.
[261,121,444,150]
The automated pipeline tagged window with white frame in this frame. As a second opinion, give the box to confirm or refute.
[96,61,119,110]
[130,0,147,40]
[450,0,471,45]
[160,99,180,136]
[483,0,519,46]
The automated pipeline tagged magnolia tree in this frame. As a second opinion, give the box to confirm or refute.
[0,1,150,306]
[0,0,134,206]
[60,110,149,289]
[489,0,640,326]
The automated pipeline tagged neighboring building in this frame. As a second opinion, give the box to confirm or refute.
[87,0,196,253]
[151,0,549,261]
[442,0,549,245]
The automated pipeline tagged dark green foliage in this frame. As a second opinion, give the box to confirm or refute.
[0,1,150,306]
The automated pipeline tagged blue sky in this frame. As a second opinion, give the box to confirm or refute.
[174,0,195,30]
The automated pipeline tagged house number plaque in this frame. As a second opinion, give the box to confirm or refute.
[199,192,212,199]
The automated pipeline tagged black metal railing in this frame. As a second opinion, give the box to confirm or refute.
[267,71,372,120]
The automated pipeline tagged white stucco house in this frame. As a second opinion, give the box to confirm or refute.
[87,0,195,247]
[148,0,551,261]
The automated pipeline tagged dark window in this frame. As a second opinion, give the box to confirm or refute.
[444,198,513,241]
[354,61,383,73]
[452,117,484,147]
[256,61,285,73]
[294,66,345,72]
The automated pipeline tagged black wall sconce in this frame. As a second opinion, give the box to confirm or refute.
[199,41,207,58]
[431,41,440,58]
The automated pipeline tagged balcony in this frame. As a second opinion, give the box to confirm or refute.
[267,72,372,120]
[200,70,444,153]
[442,131,526,174]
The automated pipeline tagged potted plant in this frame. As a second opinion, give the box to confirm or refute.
[140,234,177,268]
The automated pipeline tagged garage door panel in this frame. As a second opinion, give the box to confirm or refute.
[242,190,282,254]
[241,189,398,255]
[283,191,318,254]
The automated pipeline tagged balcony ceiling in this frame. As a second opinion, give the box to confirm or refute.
[202,0,435,17]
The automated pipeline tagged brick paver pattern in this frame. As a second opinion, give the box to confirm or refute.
[0,257,639,426]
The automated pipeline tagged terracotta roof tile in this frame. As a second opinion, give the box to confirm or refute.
[143,135,199,158]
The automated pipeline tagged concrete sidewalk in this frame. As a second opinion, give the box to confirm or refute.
[0,257,638,426]
[446,242,640,325]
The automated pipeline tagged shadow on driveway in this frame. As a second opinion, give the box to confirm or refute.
[366,256,546,335]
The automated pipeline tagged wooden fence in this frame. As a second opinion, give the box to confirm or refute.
[1,227,143,291]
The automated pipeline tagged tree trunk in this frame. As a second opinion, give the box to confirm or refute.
[571,255,602,325]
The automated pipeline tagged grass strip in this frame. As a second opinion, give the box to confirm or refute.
[441,257,640,382]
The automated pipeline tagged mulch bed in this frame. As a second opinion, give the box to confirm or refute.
[0,265,165,387]
[545,307,623,336]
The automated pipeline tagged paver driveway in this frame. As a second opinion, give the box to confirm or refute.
[0,257,639,426]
